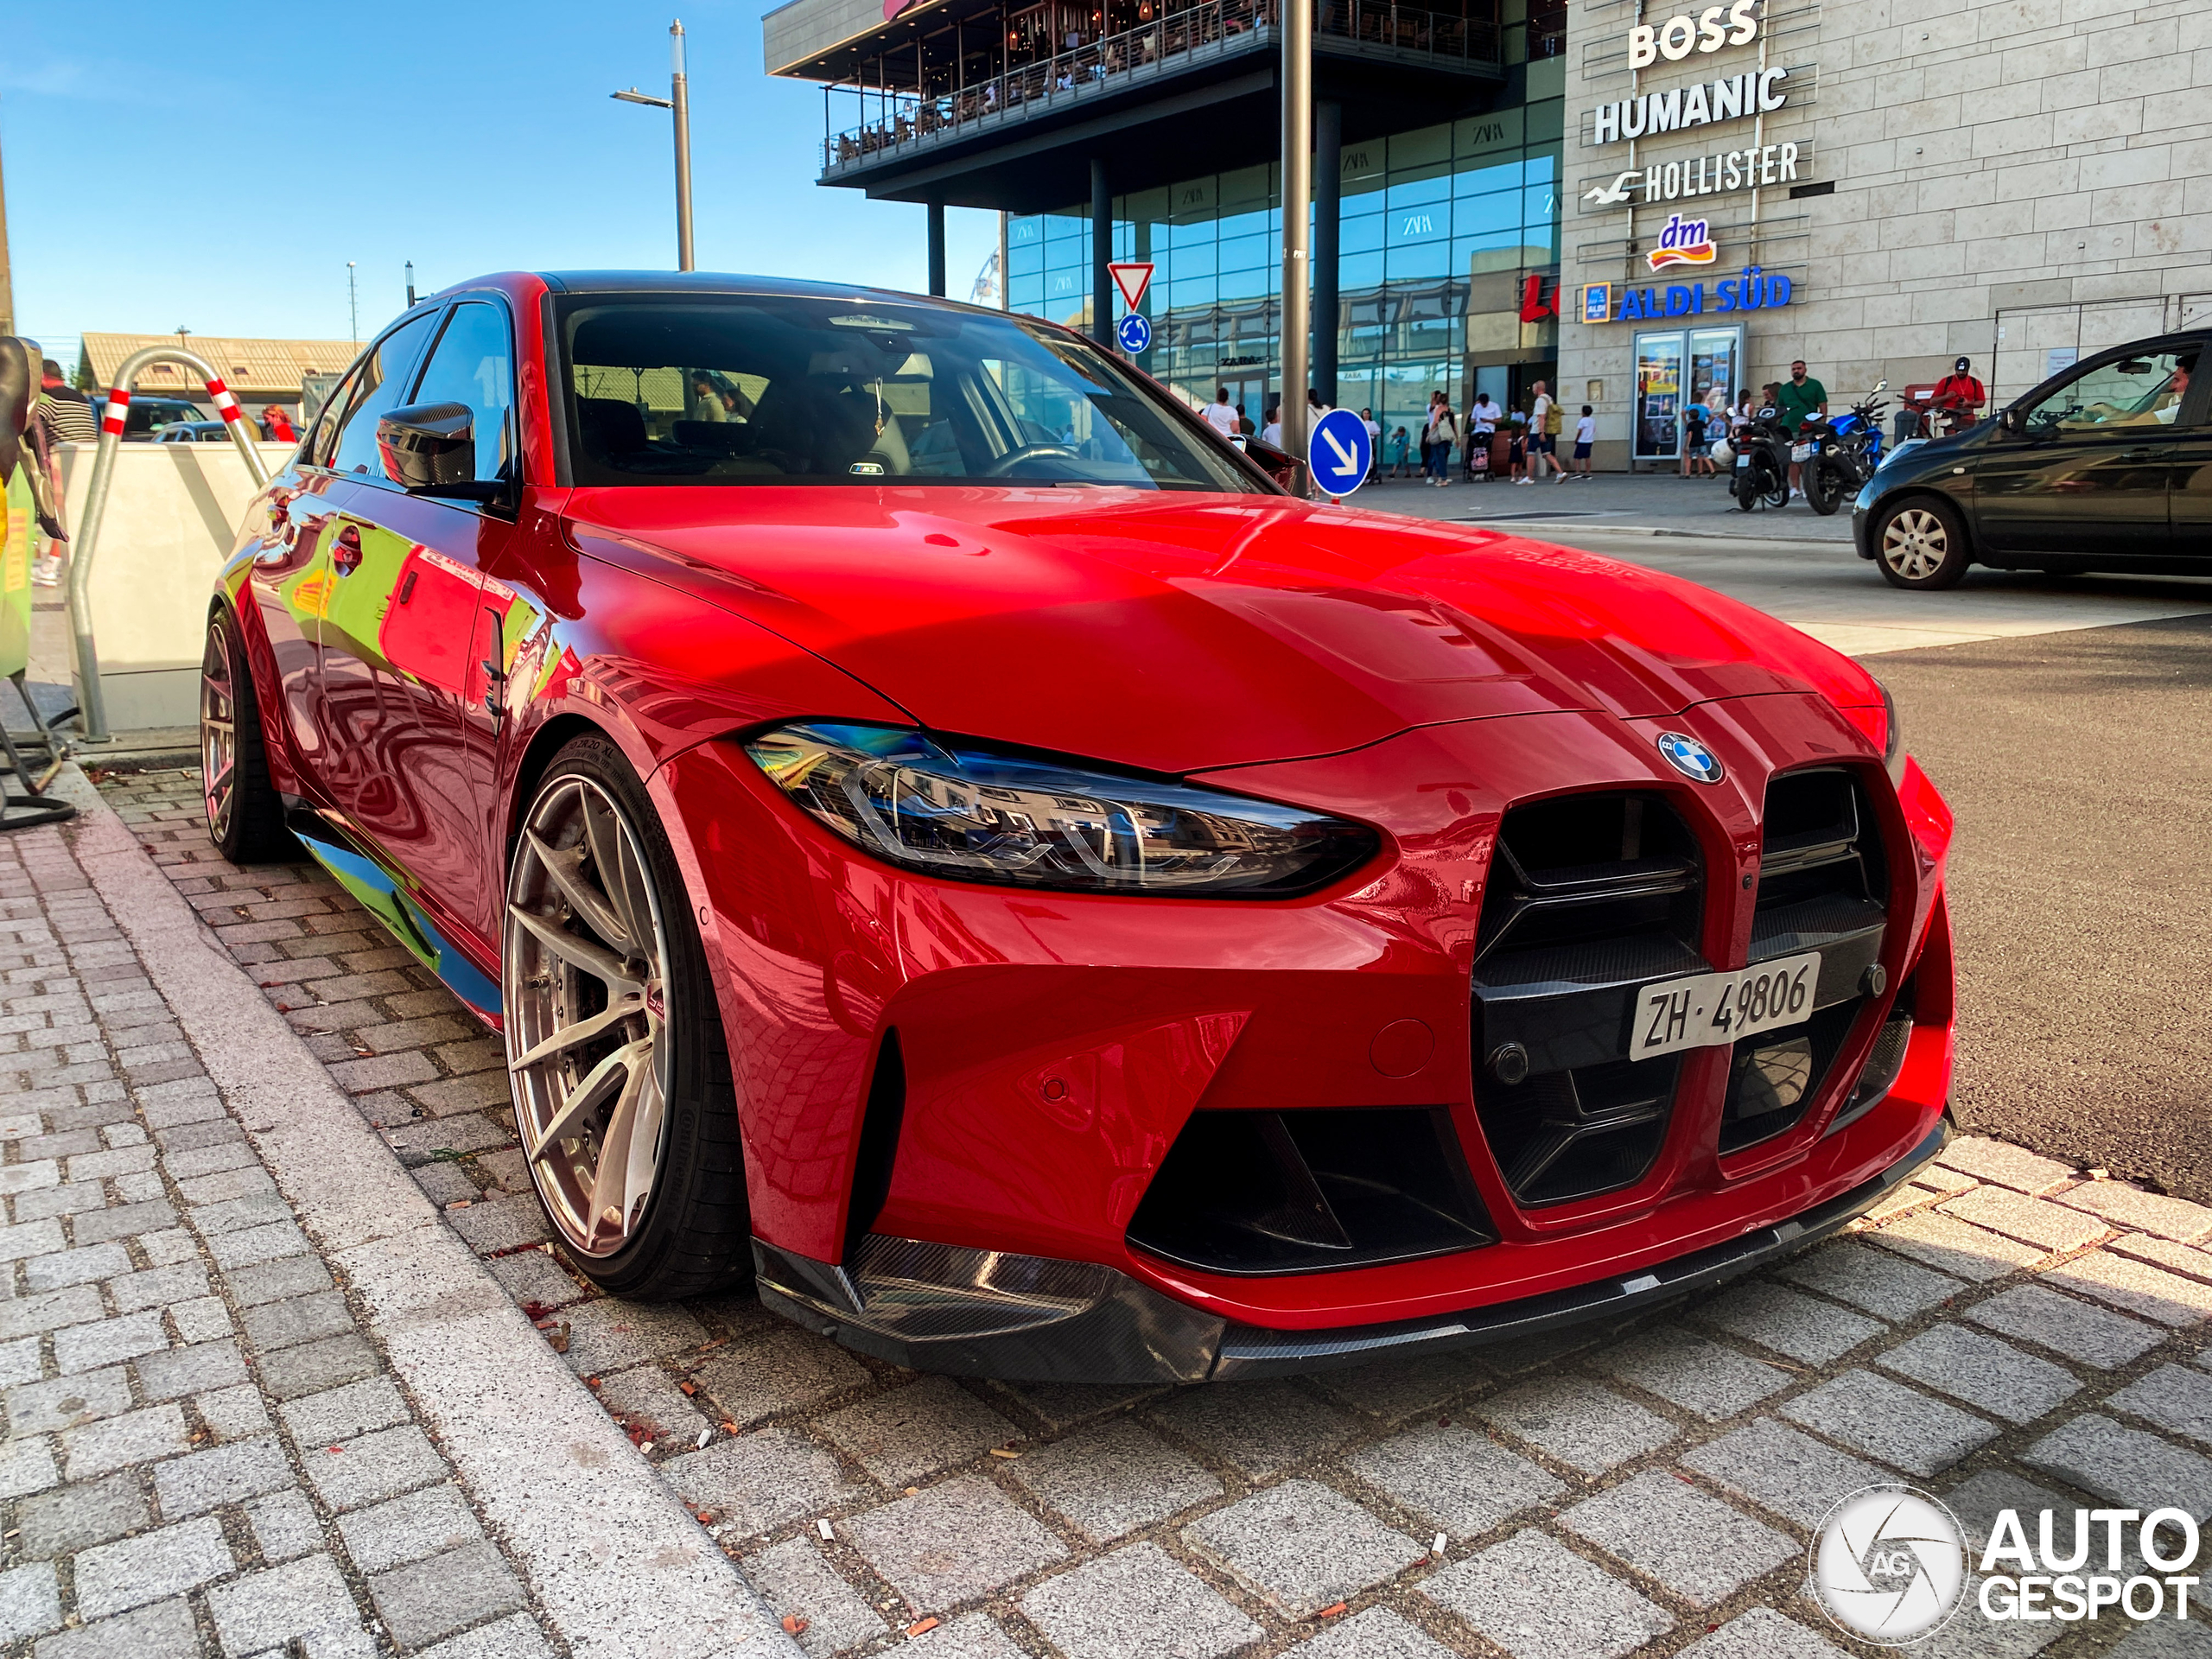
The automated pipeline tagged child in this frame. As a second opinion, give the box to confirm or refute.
[1387,426,1411,477]
[1572,406,1596,478]
[1506,416,1527,482]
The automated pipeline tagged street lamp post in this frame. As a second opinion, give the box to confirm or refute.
[1280,0,1313,474]
[613,20,696,272]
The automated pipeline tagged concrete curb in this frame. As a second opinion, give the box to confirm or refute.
[49,766,801,1659]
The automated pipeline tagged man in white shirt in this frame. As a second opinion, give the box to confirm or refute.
[1201,387,1241,440]
[1261,403,1283,448]
[1523,381,1556,482]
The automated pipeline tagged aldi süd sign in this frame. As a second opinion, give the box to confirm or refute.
[1581,265,1795,323]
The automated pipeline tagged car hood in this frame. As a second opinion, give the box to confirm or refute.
[563,486,1879,774]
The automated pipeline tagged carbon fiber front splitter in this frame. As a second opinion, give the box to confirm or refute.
[753,1111,1955,1384]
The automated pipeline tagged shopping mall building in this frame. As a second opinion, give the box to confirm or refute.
[765,0,2208,467]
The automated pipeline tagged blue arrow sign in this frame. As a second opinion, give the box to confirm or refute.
[1116,312,1152,355]
[1307,407,1372,497]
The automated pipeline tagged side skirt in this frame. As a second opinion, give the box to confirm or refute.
[283,804,504,1027]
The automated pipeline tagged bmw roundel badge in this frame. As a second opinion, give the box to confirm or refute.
[1656,732,1725,785]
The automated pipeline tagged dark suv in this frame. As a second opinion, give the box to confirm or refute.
[1853,330,2206,588]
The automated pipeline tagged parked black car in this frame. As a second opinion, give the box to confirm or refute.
[1853,331,2207,588]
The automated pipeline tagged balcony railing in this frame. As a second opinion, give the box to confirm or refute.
[823,0,1501,173]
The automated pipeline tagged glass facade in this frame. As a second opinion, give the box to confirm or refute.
[1007,98,1565,452]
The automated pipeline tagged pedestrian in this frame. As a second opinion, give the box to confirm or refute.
[30,360,95,588]
[1425,396,1456,486]
[1202,386,1241,440]
[1387,425,1411,477]
[690,372,728,421]
[1306,387,1332,423]
[261,404,298,443]
[1466,391,1497,480]
[1416,391,1438,479]
[1681,397,1709,477]
[1522,379,1556,481]
[1360,406,1381,480]
[1776,359,1827,498]
[1505,413,1527,481]
[1572,405,1596,477]
[1261,402,1282,448]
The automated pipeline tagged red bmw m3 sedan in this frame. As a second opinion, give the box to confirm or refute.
[201,271,1957,1382]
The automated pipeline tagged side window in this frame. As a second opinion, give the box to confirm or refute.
[327,311,442,480]
[305,372,358,467]
[405,302,517,482]
[2022,350,2188,435]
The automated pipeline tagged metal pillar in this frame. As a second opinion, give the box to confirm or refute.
[1313,99,1341,410]
[928,201,948,296]
[1090,157,1114,349]
[1280,0,1313,468]
[671,21,696,271]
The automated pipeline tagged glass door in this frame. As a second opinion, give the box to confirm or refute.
[1632,330,1686,465]
[1689,325,1745,429]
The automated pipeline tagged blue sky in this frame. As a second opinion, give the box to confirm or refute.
[1,1,999,367]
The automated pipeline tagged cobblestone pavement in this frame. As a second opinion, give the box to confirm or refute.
[0,804,550,1656]
[68,766,2212,1659]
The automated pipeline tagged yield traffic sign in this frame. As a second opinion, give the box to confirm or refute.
[1108,262,1154,312]
[1307,407,1372,499]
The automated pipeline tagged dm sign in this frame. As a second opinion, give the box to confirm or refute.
[1647,213,1715,272]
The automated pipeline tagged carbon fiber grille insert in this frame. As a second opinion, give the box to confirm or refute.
[1725,768,1892,1153]
[1472,792,1707,1207]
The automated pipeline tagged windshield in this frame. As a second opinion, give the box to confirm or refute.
[554,294,1265,492]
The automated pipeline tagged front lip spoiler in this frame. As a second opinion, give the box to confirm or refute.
[753,1110,1955,1382]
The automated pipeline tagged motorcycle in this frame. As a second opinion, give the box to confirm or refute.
[1799,380,1890,516]
[1731,404,1793,512]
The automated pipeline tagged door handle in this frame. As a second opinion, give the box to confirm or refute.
[331,524,364,575]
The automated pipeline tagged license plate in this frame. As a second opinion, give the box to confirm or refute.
[1735,453,1751,467]
[1630,951,1821,1060]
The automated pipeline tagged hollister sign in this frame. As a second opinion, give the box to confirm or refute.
[1580,142,1805,210]
[1590,68,1788,146]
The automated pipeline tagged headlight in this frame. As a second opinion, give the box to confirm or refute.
[744,722,1378,897]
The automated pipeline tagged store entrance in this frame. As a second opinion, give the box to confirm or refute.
[1217,374,1268,438]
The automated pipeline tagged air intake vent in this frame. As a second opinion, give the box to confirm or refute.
[1472,792,1707,1207]
[1725,769,1891,1154]
[1126,1107,1493,1275]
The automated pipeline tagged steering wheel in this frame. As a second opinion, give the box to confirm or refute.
[982,442,1083,478]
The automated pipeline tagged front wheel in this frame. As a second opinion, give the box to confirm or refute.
[503,735,751,1300]
[1873,497,1972,589]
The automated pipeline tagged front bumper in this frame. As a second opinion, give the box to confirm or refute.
[754,1109,1954,1382]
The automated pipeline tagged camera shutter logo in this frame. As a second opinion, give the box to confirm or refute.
[1810,1485,1967,1644]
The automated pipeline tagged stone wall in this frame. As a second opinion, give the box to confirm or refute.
[1556,0,2212,467]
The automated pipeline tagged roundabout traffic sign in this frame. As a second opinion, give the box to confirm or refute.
[1307,407,1372,498]
[1116,312,1152,354]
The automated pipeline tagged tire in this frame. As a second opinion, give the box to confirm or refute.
[200,607,292,863]
[1806,460,1848,516]
[502,734,751,1300]
[1873,495,1972,590]
[1733,464,1762,512]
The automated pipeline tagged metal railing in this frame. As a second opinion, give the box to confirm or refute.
[71,348,274,742]
[825,0,1500,171]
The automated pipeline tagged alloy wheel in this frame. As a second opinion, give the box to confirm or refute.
[505,775,672,1257]
[1881,507,1949,581]
[200,620,238,842]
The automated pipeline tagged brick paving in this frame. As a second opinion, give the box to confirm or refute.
[0,801,548,1656]
[73,765,2212,1657]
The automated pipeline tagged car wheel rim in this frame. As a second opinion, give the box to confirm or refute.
[1882,508,1948,580]
[505,775,671,1258]
[200,622,237,842]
